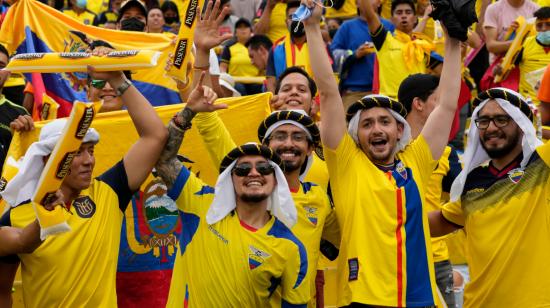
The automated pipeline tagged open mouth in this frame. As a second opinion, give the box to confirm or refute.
[245,180,264,187]
[370,139,388,150]
[285,99,302,106]
[277,149,301,160]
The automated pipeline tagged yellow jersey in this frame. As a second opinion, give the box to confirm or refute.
[425,146,462,262]
[194,112,340,306]
[325,0,358,20]
[165,166,310,306]
[220,41,260,77]
[3,161,131,308]
[371,26,429,99]
[325,134,438,307]
[63,9,96,25]
[518,36,550,105]
[442,142,550,308]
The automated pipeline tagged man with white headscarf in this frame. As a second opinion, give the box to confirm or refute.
[429,87,550,308]
[0,67,168,307]
[302,0,462,306]
[175,105,340,306]
[155,105,310,305]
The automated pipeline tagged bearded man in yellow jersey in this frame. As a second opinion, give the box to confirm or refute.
[362,0,441,98]
[155,72,309,306]
[302,0,462,305]
[0,63,168,307]
[429,88,550,308]
[398,73,463,307]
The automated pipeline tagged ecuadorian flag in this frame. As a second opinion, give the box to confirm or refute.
[0,0,181,119]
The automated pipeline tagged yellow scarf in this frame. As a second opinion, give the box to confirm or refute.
[394,30,435,70]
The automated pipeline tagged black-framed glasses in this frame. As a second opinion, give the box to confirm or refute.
[90,79,107,90]
[232,161,275,177]
[474,115,512,129]
[269,132,309,143]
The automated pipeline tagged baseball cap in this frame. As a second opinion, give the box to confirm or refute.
[117,0,147,22]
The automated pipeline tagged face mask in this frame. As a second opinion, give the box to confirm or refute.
[120,17,146,32]
[537,30,550,45]
[290,20,305,38]
[76,0,87,8]
[164,16,178,25]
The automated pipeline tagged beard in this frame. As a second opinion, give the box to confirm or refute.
[275,147,304,172]
[240,192,270,203]
[481,129,521,159]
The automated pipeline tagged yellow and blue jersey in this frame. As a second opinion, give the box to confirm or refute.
[325,134,438,307]
[0,161,132,308]
[442,142,550,308]
[194,112,340,306]
[165,167,310,307]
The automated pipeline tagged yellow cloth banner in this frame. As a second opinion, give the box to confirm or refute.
[4,93,272,198]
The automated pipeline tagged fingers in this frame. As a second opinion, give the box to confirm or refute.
[10,115,34,132]
[197,70,206,87]
[203,0,213,21]
[214,4,229,25]
[213,103,228,110]
[211,0,221,23]
[204,86,218,104]
[165,53,174,71]
[43,190,65,211]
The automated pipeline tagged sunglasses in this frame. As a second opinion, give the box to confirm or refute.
[232,161,275,177]
[90,79,107,90]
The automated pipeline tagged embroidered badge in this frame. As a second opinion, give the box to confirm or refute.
[396,161,407,180]
[248,245,271,269]
[304,206,318,226]
[348,258,359,281]
[508,168,524,184]
[73,196,96,218]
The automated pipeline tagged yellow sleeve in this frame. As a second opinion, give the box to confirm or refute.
[441,200,465,227]
[401,135,438,189]
[321,206,340,249]
[537,141,550,167]
[168,167,213,216]
[323,134,361,176]
[194,112,237,170]
[281,242,310,306]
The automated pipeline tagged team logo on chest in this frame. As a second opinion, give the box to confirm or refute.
[248,245,271,269]
[73,196,96,218]
[304,206,318,225]
[395,161,407,180]
[508,168,524,184]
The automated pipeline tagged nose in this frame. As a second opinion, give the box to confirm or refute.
[81,150,94,165]
[247,165,261,177]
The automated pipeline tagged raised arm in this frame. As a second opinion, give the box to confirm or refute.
[155,73,224,189]
[302,0,346,149]
[419,30,462,160]
[359,0,381,34]
[254,0,277,35]
[88,67,167,191]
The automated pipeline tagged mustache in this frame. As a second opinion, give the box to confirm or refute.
[275,148,302,157]
[482,131,506,141]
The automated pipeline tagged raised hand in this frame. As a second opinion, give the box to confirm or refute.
[194,0,233,52]
[186,71,227,113]
[300,0,323,27]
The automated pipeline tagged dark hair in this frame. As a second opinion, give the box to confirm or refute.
[534,7,550,20]
[275,66,317,96]
[286,0,301,15]
[391,0,415,15]
[161,1,179,19]
[0,44,9,59]
[246,35,273,50]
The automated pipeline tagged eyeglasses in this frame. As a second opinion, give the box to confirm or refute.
[269,132,309,143]
[232,161,275,177]
[90,79,107,90]
[474,115,512,129]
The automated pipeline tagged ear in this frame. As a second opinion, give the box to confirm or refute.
[396,121,404,140]
[412,97,424,112]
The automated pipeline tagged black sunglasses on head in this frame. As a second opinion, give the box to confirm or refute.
[232,161,275,177]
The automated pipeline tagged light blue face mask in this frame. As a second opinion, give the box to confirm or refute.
[291,0,333,32]
[76,0,87,9]
[537,30,550,45]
